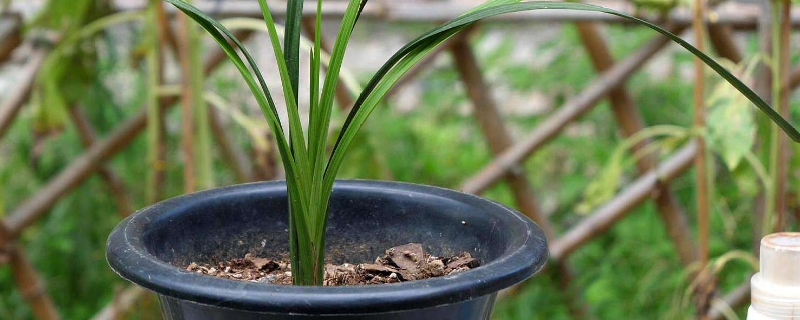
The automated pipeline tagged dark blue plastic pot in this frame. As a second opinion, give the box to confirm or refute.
[106,180,548,319]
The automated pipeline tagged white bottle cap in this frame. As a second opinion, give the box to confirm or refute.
[749,232,800,318]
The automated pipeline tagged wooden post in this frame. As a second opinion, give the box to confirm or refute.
[7,244,61,320]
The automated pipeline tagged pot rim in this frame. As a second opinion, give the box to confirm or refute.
[106,180,548,314]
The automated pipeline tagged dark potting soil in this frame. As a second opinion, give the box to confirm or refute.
[184,243,480,286]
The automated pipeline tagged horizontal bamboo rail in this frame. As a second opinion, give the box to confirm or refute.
[89,286,146,320]
[115,0,800,29]
[549,142,698,260]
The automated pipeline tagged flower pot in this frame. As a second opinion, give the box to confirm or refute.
[106,180,548,319]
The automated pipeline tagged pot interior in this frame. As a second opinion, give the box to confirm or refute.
[141,183,517,267]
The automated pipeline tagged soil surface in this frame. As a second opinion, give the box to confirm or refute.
[185,243,480,285]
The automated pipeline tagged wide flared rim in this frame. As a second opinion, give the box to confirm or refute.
[106,180,548,314]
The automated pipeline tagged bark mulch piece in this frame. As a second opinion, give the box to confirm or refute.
[185,243,480,286]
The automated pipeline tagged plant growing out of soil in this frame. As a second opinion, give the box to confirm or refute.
[165,0,800,286]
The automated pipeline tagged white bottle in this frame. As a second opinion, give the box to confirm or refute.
[747,232,800,319]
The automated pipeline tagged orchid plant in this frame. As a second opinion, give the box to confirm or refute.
[165,0,800,285]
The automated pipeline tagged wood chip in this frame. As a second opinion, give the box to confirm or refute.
[359,263,398,275]
[446,253,479,269]
[387,243,425,273]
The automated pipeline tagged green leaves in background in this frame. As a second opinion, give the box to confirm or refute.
[706,58,760,171]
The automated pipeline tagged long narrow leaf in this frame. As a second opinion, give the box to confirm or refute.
[256,0,310,175]
[284,0,304,102]
[308,0,365,233]
[330,1,800,182]
[309,0,322,173]
[324,31,459,193]
[164,0,314,251]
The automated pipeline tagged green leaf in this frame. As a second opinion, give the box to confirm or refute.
[330,2,800,185]
[162,1,313,246]
[284,0,304,103]
[310,0,366,189]
[707,84,756,170]
[256,0,309,174]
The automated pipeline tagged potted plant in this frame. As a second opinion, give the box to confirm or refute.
[106,0,800,319]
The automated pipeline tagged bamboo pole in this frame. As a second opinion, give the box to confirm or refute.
[88,286,146,320]
[773,0,791,231]
[752,0,774,255]
[177,8,197,193]
[67,105,134,217]
[118,0,800,30]
[708,282,751,320]
[707,25,743,63]
[151,0,172,203]
[161,16,255,184]
[7,244,60,320]
[0,13,21,64]
[460,24,686,194]
[208,105,253,183]
[450,38,593,320]
[575,21,699,266]
[0,47,49,140]
[550,142,698,259]
[692,0,714,316]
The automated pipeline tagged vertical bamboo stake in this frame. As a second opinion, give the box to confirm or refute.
[177,10,196,193]
[693,0,713,317]
[189,9,214,191]
[176,0,208,193]
[146,0,164,203]
[753,0,774,253]
[772,0,790,231]
[693,0,709,269]
[154,0,176,201]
